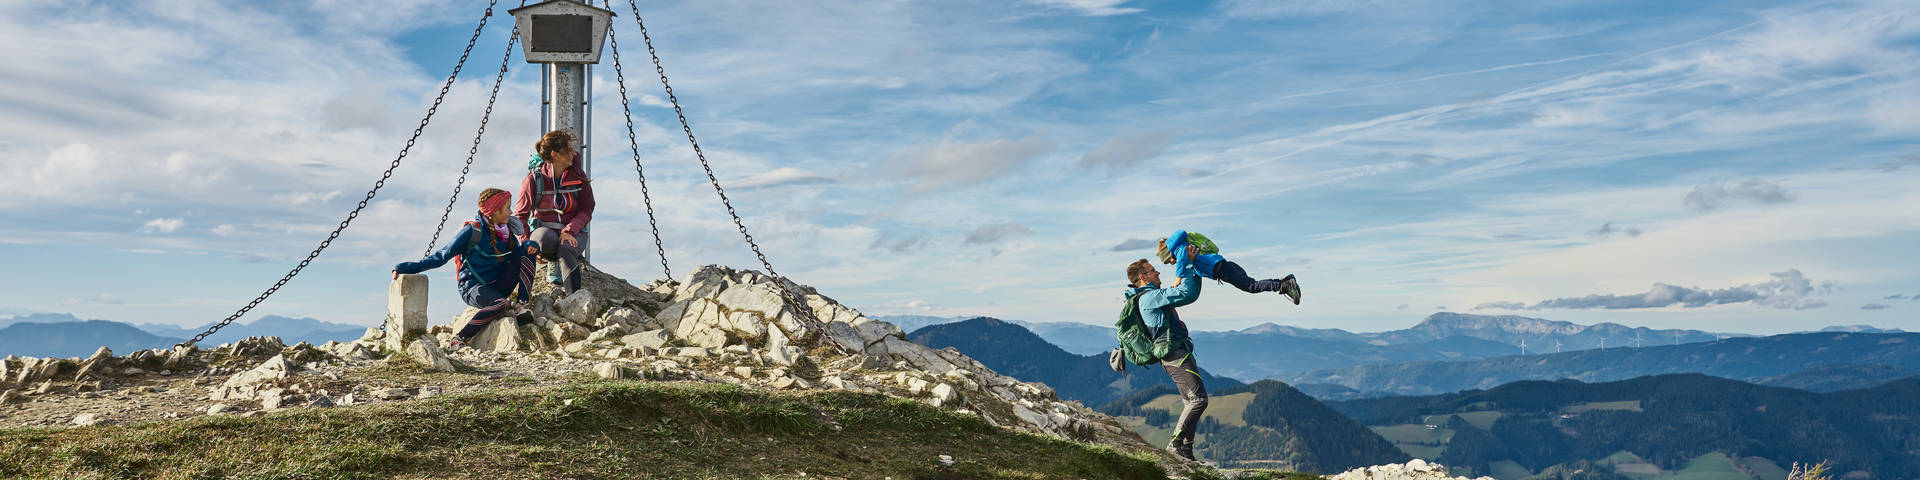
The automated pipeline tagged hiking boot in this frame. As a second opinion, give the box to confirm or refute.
[1277,274,1301,305]
[1166,440,1196,461]
[446,336,472,350]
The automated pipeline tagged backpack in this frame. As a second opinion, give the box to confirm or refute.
[1114,292,1176,366]
[1185,232,1220,256]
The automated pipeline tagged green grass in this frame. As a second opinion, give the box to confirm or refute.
[0,380,1170,480]
[1371,424,1453,445]
[1488,460,1532,480]
[1735,456,1787,480]
[1561,401,1643,413]
[1667,452,1749,480]
[1141,392,1257,427]
[1430,411,1504,430]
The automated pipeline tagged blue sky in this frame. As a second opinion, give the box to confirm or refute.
[2,0,1916,335]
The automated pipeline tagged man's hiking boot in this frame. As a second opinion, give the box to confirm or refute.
[1278,274,1302,305]
[1166,439,1196,461]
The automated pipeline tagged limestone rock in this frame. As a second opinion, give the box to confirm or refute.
[675,347,710,359]
[594,362,624,380]
[931,383,958,404]
[386,273,430,353]
[766,325,795,366]
[371,388,411,401]
[357,327,384,344]
[470,318,523,353]
[207,404,235,415]
[596,307,646,330]
[556,289,606,325]
[551,323,590,344]
[686,327,729,350]
[584,325,626,344]
[406,338,456,372]
[0,389,19,404]
[620,329,671,350]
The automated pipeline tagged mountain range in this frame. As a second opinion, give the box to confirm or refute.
[0,313,366,358]
[1327,374,1920,479]
[880,312,1749,381]
[905,317,1244,408]
[1285,331,1920,397]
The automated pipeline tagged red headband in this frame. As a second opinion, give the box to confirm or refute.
[479,191,511,216]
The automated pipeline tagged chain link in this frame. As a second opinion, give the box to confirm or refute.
[602,0,673,282]
[623,0,815,322]
[425,8,526,256]
[179,0,504,348]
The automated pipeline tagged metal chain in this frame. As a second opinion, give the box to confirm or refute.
[179,0,504,348]
[602,0,673,281]
[624,0,815,322]
[425,7,526,256]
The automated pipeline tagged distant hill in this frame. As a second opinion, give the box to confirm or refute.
[1326,374,1920,479]
[1286,332,1920,397]
[1751,363,1917,392]
[1817,325,1908,333]
[140,315,367,347]
[906,317,1242,408]
[1099,380,1409,473]
[0,313,89,329]
[0,321,183,358]
[886,312,1738,381]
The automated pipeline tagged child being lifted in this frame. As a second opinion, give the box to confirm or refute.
[1157,230,1302,305]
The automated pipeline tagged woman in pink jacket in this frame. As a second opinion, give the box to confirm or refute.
[514,130,595,294]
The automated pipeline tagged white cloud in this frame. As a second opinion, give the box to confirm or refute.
[1683,178,1794,212]
[62,293,122,305]
[732,167,835,190]
[212,224,236,236]
[890,133,1055,194]
[1080,131,1174,170]
[965,222,1034,245]
[1025,0,1142,16]
[140,217,184,234]
[1478,269,1832,311]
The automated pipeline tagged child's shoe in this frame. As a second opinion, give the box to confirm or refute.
[1278,274,1302,305]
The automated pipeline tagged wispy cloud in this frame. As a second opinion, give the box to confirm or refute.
[63,293,123,305]
[1475,269,1832,311]
[733,167,835,190]
[869,232,929,253]
[890,133,1055,194]
[1684,178,1795,212]
[140,217,183,234]
[1860,303,1891,310]
[965,222,1034,245]
[1080,131,1174,171]
[1026,0,1142,16]
[1588,221,1642,238]
[1110,238,1156,251]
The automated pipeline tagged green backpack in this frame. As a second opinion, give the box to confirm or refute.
[1185,232,1220,256]
[1114,292,1176,366]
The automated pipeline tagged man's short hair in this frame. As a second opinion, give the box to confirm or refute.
[1127,259,1154,285]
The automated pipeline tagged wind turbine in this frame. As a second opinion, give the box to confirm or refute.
[1518,338,1527,355]
[1632,332,1644,348]
[1598,336,1608,351]
[1554,339,1564,353]
[1672,331,1682,346]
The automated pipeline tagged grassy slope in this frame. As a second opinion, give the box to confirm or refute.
[0,380,1172,480]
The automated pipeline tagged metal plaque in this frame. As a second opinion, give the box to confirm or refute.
[531,15,592,53]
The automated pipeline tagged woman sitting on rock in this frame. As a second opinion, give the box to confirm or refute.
[515,129,596,294]
[393,187,540,347]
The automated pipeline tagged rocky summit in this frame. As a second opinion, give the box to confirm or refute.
[0,264,1148,457]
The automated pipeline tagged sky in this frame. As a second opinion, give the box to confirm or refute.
[1,0,1916,335]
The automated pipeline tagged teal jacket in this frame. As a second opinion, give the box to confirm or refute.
[1169,229,1225,279]
[1125,270,1202,341]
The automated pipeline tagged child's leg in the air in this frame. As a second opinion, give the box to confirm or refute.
[1211,261,1291,294]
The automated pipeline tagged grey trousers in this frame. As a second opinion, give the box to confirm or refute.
[531,227,585,294]
[1161,349,1209,447]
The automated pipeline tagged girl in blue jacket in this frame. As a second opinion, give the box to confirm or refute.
[1158,230,1302,304]
[392,188,541,347]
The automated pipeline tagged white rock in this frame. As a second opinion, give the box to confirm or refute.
[931,383,957,404]
[386,274,430,353]
[406,338,456,372]
[676,347,710,359]
[733,366,754,378]
[620,329,672,350]
[766,325,794,366]
[597,307,647,330]
[72,413,104,426]
[207,404,235,415]
[594,362,624,380]
[938,455,955,467]
[556,289,605,325]
[686,327,729,350]
[584,325,626,344]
